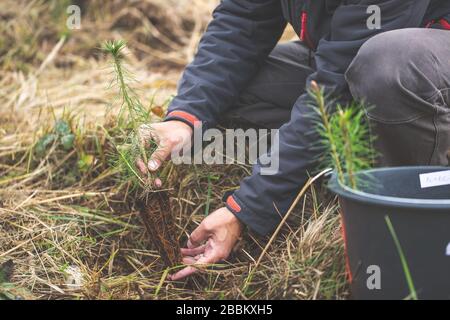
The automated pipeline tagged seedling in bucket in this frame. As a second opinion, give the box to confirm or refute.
[307,80,376,189]
[309,82,450,299]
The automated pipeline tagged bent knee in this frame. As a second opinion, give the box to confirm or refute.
[345,29,443,121]
[347,29,440,96]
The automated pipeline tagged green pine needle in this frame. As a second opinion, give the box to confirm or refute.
[102,40,126,59]
[102,40,157,189]
[308,81,376,189]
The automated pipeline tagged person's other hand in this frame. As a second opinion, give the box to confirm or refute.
[136,120,192,186]
[169,207,243,281]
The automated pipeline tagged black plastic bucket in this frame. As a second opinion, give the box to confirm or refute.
[328,166,450,300]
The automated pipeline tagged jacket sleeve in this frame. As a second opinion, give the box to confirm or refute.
[227,0,431,236]
[165,0,286,128]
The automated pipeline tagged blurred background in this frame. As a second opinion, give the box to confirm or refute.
[0,0,222,120]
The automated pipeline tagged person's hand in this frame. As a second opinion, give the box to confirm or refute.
[136,120,192,186]
[169,207,243,281]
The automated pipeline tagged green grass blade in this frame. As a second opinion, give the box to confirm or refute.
[385,215,418,300]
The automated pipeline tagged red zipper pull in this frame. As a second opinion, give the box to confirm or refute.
[300,11,308,41]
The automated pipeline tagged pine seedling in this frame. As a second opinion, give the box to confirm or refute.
[308,81,376,189]
[102,40,149,128]
[308,81,345,184]
[102,40,160,189]
[103,40,181,267]
[336,105,375,189]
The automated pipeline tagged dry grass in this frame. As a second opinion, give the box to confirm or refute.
[0,0,348,300]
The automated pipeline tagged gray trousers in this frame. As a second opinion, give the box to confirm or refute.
[227,28,450,166]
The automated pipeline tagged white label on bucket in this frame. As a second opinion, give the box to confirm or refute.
[419,170,450,189]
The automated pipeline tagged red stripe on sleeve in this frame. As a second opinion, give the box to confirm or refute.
[226,195,241,213]
[166,111,200,127]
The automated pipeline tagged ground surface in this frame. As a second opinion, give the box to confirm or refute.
[0,0,348,300]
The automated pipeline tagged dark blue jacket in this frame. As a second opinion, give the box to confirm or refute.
[165,0,450,236]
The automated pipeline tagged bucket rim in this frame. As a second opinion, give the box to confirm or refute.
[327,166,450,209]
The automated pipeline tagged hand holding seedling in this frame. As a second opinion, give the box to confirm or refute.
[137,122,244,280]
[103,40,185,268]
[104,40,243,279]
[169,207,243,281]
[136,120,192,187]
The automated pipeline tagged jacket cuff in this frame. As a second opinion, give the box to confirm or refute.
[164,110,202,129]
[223,192,275,237]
